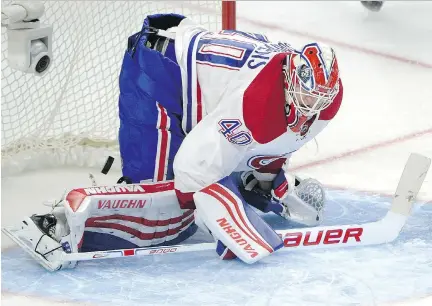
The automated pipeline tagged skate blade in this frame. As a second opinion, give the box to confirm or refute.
[2,226,62,272]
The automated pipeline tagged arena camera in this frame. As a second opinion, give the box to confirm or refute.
[1,1,53,76]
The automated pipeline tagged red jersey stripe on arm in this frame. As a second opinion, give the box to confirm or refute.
[243,53,288,144]
[197,80,203,123]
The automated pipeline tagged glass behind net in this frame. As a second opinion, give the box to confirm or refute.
[1,1,223,176]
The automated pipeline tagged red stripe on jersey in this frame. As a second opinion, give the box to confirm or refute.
[197,80,203,123]
[243,53,287,144]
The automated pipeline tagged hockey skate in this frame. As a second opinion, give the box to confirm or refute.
[2,213,75,271]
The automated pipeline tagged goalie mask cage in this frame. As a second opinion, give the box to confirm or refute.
[1,1,236,176]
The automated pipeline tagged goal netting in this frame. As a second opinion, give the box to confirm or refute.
[1,1,230,176]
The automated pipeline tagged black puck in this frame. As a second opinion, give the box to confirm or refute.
[101,156,114,174]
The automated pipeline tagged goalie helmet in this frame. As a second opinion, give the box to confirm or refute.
[284,43,340,116]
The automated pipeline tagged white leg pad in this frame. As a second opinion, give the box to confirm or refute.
[193,183,282,264]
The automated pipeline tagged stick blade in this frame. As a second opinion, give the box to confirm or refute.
[391,153,431,216]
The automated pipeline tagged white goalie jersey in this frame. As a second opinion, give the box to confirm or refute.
[172,19,344,198]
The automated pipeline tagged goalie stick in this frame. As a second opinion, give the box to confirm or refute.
[2,153,430,271]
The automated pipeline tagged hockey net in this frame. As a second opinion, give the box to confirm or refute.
[1,1,235,176]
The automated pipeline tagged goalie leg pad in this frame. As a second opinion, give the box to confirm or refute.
[193,176,283,264]
[193,209,237,260]
[64,182,196,252]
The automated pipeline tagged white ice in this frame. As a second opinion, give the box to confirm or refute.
[2,1,432,306]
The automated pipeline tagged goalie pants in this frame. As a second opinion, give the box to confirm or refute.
[77,14,201,252]
[118,14,186,184]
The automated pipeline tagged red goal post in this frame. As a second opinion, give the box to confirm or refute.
[1,1,236,176]
[223,1,236,30]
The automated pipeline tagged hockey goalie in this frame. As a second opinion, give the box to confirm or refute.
[4,13,343,270]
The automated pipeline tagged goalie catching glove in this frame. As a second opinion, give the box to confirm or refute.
[239,169,325,226]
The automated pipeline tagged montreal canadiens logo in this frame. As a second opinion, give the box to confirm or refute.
[247,155,287,170]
